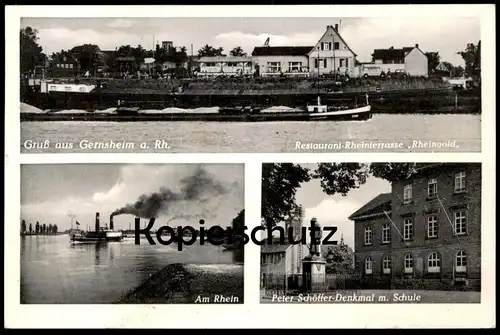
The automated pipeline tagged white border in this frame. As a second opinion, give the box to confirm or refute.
[5,5,496,329]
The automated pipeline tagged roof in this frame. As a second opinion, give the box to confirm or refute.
[252,46,313,57]
[372,45,425,61]
[372,48,409,61]
[436,62,452,72]
[116,56,136,61]
[199,56,253,63]
[308,25,357,57]
[348,193,392,221]
[261,243,292,254]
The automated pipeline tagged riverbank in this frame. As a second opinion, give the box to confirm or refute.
[116,263,244,304]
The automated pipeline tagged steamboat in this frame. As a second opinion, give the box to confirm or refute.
[69,212,123,243]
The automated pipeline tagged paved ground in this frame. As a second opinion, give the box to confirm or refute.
[260,289,481,304]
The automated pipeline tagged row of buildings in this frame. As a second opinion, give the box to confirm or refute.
[260,163,481,291]
[49,24,429,79]
[198,24,429,78]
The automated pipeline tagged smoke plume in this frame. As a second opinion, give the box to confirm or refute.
[111,166,228,219]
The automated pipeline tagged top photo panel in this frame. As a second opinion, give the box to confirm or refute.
[20,16,482,153]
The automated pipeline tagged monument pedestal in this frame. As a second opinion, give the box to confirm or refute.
[302,256,326,292]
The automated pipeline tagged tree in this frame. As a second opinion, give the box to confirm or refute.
[458,41,481,79]
[42,223,47,234]
[70,44,105,74]
[53,224,58,234]
[261,163,311,228]
[21,220,27,234]
[231,209,245,233]
[20,27,46,74]
[261,163,369,228]
[48,224,53,234]
[323,235,354,274]
[35,221,40,234]
[369,163,417,182]
[197,44,225,57]
[425,52,440,75]
[313,163,369,196]
[229,46,247,57]
[29,223,33,234]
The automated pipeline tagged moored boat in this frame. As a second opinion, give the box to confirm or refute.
[306,94,372,121]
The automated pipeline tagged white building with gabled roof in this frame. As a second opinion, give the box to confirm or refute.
[308,24,358,77]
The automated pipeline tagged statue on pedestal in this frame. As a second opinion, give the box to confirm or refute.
[307,218,323,260]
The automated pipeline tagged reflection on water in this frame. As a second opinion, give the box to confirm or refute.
[21,235,242,304]
[21,114,481,153]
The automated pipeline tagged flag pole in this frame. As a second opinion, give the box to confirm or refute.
[383,210,407,244]
[436,194,461,244]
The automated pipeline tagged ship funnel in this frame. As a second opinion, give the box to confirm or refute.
[110,215,114,231]
[95,212,100,232]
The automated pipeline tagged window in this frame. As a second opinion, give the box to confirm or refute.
[334,42,340,50]
[365,257,372,274]
[455,172,466,192]
[383,256,391,274]
[339,59,345,67]
[427,215,439,238]
[261,254,267,265]
[428,178,438,198]
[314,58,327,69]
[382,223,391,243]
[403,184,412,203]
[69,64,73,69]
[288,62,302,72]
[403,218,413,241]
[226,62,238,67]
[203,62,217,67]
[267,62,281,73]
[364,227,372,245]
[454,210,467,235]
[455,250,467,272]
[427,252,441,273]
[404,253,414,273]
[321,42,331,51]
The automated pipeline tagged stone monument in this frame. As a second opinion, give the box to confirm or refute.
[301,218,326,292]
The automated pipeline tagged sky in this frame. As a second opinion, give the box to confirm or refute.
[21,164,244,231]
[21,17,480,65]
[272,163,391,249]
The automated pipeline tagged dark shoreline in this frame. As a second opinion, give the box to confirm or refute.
[116,263,244,304]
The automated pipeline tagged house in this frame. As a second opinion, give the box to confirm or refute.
[364,44,428,77]
[349,163,481,291]
[251,24,358,77]
[308,24,357,77]
[197,56,254,77]
[252,46,312,77]
[116,56,137,74]
[50,53,80,77]
[260,212,306,289]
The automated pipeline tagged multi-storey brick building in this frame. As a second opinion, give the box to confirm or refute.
[349,163,481,290]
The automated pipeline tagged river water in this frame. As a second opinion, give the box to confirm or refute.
[20,113,481,153]
[20,234,243,304]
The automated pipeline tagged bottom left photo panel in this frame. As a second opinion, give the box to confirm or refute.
[20,163,245,304]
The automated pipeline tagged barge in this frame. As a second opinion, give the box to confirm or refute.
[21,79,481,120]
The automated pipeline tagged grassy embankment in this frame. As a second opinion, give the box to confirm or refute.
[116,263,244,304]
[47,76,455,95]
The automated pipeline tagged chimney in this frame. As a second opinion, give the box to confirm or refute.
[95,212,100,232]
[110,215,114,231]
[334,24,338,31]
[415,43,419,48]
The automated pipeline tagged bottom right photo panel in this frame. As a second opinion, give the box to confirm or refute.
[260,162,481,304]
